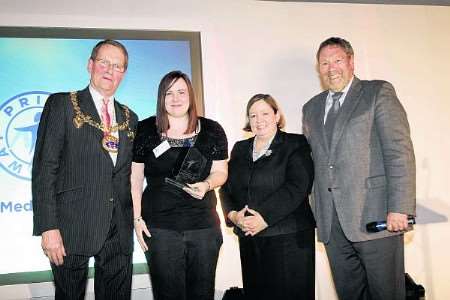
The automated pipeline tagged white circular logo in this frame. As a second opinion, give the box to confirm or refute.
[0,91,50,180]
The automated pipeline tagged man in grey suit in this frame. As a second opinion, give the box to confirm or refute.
[32,40,138,300]
[302,37,416,300]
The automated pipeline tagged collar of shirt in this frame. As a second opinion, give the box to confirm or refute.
[89,85,119,164]
[252,133,276,161]
[323,76,354,124]
[89,85,117,125]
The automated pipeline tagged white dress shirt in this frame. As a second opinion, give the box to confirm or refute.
[89,85,118,165]
[323,76,354,124]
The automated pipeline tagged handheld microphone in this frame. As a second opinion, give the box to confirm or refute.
[366,216,415,233]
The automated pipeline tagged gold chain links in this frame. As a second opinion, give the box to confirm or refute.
[70,91,135,140]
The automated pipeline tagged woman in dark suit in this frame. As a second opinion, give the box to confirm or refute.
[219,94,315,300]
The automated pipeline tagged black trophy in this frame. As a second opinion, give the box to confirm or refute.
[165,147,207,190]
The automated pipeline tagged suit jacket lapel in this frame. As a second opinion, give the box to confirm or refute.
[252,130,284,163]
[78,87,102,127]
[114,101,127,169]
[77,87,114,166]
[311,92,329,153]
[329,77,363,153]
[268,129,284,152]
[243,137,254,164]
[240,130,283,164]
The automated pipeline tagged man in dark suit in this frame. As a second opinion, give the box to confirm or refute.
[302,37,416,300]
[32,39,138,300]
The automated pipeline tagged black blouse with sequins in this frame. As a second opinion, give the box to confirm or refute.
[133,116,228,231]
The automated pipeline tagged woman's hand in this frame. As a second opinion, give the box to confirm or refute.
[228,206,249,231]
[134,217,151,252]
[242,207,268,236]
[184,159,228,200]
[184,181,210,199]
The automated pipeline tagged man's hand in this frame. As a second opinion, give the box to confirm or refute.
[41,229,66,266]
[386,212,409,232]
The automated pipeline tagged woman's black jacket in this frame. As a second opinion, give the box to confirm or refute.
[219,130,315,237]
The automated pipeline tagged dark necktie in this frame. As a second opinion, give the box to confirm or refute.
[324,92,343,146]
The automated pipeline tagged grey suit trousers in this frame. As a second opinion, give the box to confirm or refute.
[325,208,405,300]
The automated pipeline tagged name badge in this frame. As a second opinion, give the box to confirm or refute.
[153,140,171,158]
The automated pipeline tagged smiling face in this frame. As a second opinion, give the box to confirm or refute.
[318,45,354,92]
[87,44,126,97]
[164,78,190,119]
[248,100,280,139]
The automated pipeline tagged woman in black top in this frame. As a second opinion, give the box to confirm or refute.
[131,71,228,300]
[219,94,315,300]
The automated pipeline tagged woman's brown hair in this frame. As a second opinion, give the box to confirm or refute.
[156,71,198,134]
[243,94,285,131]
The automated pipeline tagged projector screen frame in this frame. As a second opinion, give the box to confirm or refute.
[0,26,205,115]
[0,26,204,285]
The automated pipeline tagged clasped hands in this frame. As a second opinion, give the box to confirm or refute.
[229,205,268,236]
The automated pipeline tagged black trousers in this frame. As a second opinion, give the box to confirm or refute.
[144,227,223,300]
[239,229,315,300]
[51,209,133,300]
[325,210,405,300]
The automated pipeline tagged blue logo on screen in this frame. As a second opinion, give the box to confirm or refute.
[0,91,50,180]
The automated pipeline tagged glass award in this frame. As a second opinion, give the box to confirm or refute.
[165,147,207,189]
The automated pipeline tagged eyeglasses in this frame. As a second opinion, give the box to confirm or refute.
[95,58,126,73]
